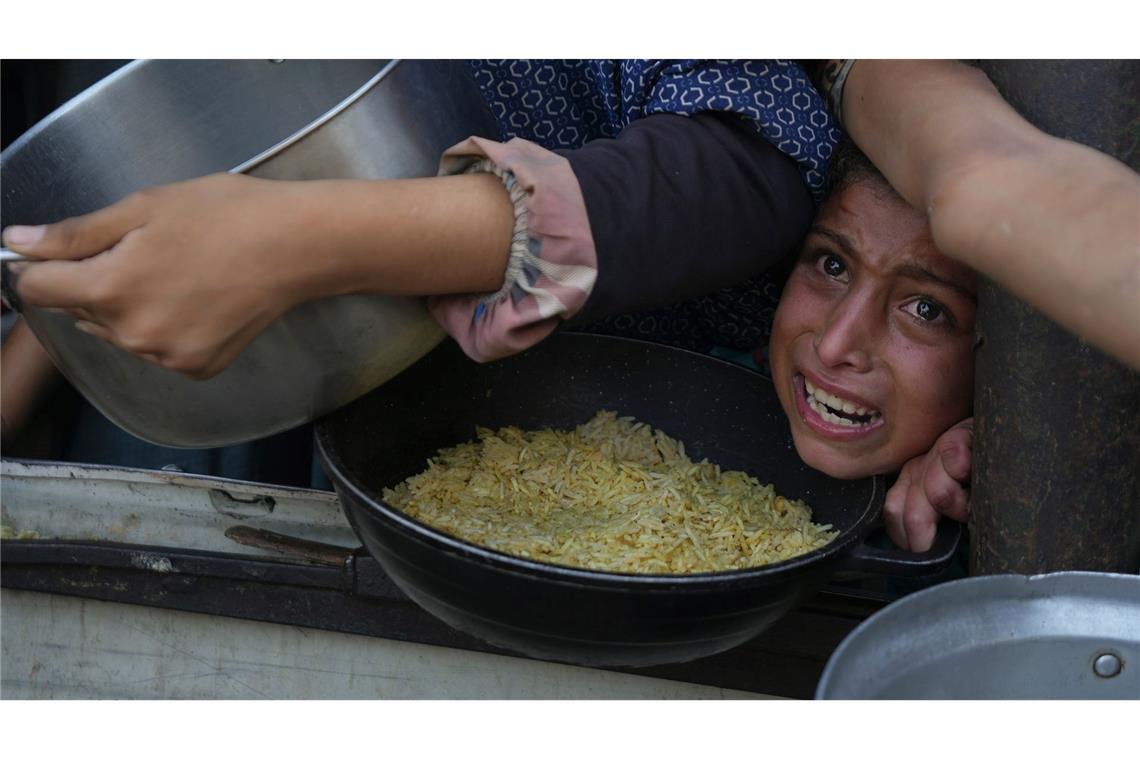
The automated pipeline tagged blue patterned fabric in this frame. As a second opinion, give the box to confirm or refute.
[469,59,841,200]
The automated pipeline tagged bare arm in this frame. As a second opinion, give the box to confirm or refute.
[1,318,62,440]
[2,172,514,379]
[839,60,1140,369]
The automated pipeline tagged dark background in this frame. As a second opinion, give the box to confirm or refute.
[2,60,130,149]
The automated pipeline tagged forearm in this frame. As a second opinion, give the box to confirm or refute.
[4,170,515,380]
[276,172,514,302]
[1,319,61,440]
[838,60,1021,206]
[841,60,1140,368]
[930,137,1140,368]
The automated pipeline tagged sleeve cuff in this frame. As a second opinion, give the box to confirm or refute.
[427,136,599,363]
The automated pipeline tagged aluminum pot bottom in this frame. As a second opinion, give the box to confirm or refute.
[816,571,1140,699]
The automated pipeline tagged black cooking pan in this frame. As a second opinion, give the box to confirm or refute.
[315,333,959,667]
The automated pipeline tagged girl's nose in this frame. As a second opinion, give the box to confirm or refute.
[813,295,874,372]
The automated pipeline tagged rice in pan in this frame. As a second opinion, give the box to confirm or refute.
[383,411,837,574]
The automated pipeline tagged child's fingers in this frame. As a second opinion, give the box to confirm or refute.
[921,451,971,524]
[882,419,976,552]
[2,193,145,260]
[883,461,916,550]
[902,480,940,552]
[935,419,974,483]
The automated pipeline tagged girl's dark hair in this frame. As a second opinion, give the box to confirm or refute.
[825,137,900,202]
[771,137,906,283]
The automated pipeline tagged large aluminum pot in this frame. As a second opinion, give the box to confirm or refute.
[816,572,1140,699]
[1,59,500,447]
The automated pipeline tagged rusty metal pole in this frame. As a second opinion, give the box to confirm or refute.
[970,60,1140,575]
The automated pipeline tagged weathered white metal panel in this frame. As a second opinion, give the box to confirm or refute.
[1,459,355,556]
[1,590,770,699]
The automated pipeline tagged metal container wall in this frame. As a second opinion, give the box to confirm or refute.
[1,59,501,447]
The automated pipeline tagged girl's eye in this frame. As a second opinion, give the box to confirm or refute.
[903,298,946,323]
[819,254,847,281]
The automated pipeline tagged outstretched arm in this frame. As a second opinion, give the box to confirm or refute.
[3,172,514,379]
[837,60,1140,370]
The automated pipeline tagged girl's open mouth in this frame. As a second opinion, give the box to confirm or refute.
[794,373,885,440]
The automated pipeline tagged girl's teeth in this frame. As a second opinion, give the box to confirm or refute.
[803,377,880,426]
[808,396,857,427]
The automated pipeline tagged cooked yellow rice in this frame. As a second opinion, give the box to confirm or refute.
[383,410,837,574]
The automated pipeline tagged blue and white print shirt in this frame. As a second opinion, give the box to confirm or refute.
[469,59,841,200]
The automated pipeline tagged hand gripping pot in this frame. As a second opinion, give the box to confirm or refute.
[0,59,501,447]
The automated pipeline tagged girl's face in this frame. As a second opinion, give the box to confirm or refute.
[769,181,977,479]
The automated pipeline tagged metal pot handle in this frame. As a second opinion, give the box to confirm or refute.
[841,519,962,577]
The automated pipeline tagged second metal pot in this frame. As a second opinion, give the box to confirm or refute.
[816,571,1140,698]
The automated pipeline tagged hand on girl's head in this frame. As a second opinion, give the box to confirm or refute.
[883,418,973,552]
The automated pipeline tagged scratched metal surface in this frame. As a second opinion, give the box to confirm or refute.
[0,589,771,699]
[0,459,355,554]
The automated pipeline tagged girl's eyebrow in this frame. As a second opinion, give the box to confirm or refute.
[809,225,977,304]
[808,226,857,258]
[893,262,978,304]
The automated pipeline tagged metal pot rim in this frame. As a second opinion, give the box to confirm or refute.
[230,59,400,174]
[0,59,399,175]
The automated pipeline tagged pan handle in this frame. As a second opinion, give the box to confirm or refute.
[841,519,962,577]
